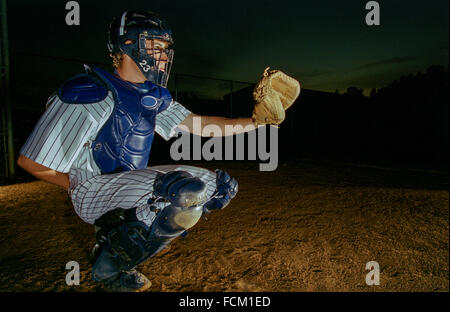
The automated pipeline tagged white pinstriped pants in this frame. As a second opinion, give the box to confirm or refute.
[70,165,217,226]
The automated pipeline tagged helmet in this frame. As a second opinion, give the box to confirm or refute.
[107,11,174,87]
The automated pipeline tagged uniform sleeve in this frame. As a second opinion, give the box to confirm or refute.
[155,100,192,141]
[20,95,101,173]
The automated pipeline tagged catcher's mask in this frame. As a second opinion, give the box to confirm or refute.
[108,11,174,87]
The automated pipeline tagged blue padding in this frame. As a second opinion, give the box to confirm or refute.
[203,170,238,212]
[58,74,108,104]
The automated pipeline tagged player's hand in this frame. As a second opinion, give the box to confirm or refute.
[202,170,238,214]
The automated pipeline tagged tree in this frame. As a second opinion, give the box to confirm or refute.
[345,86,363,97]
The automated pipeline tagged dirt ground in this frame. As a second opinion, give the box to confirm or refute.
[0,159,448,292]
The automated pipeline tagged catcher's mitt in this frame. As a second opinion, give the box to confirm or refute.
[252,67,301,126]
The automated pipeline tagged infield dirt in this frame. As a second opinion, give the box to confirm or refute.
[0,160,448,292]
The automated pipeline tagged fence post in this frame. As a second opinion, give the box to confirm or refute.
[229,80,233,118]
[1,0,15,178]
[174,73,178,102]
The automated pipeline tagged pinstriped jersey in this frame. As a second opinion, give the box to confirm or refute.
[20,91,192,189]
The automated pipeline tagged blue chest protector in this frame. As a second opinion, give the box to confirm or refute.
[58,66,172,174]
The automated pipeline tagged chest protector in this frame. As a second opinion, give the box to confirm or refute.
[88,67,172,174]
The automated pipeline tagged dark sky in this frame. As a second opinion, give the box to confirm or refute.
[7,0,449,95]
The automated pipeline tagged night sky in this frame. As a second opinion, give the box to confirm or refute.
[7,0,449,95]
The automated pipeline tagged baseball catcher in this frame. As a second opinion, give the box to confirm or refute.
[17,10,300,292]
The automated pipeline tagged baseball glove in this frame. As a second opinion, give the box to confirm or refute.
[252,67,301,126]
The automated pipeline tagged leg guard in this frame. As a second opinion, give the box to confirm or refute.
[91,220,151,281]
[92,170,207,282]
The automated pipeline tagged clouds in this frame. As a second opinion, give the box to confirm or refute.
[356,56,417,70]
[7,0,449,99]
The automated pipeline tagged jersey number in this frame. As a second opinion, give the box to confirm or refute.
[139,60,151,72]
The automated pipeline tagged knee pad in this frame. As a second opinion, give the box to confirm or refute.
[153,170,208,208]
[203,169,238,212]
[149,203,204,238]
[150,170,208,234]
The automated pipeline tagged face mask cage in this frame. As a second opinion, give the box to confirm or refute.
[133,33,174,87]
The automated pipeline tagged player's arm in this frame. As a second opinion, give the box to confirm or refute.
[18,86,103,191]
[178,113,259,137]
[17,155,70,190]
[155,101,259,140]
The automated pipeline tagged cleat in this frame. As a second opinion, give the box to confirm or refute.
[101,269,152,292]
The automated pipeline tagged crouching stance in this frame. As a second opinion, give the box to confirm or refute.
[16,11,249,292]
[90,169,237,291]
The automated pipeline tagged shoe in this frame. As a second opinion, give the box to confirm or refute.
[158,244,171,256]
[101,269,152,292]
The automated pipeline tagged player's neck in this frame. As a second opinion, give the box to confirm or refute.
[116,58,146,84]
